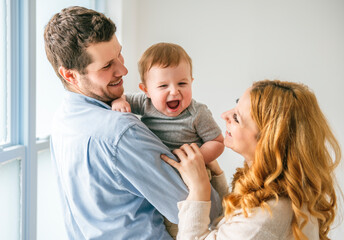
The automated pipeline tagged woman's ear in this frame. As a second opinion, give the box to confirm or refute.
[139,83,150,98]
[59,66,79,86]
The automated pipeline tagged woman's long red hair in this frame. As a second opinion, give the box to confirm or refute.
[223,80,341,240]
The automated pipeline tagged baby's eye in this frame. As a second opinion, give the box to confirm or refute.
[233,113,239,123]
[178,82,187,86]
[158,85,168,88]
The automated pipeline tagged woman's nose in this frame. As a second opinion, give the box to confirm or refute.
[221,110,231,121]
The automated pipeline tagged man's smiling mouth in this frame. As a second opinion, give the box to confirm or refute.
[109,79,122,86]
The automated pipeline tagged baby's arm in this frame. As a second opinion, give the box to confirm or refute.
[199,134,224,164]
[111,95,131,112]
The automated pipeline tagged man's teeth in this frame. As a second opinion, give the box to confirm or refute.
[109,79,121,86]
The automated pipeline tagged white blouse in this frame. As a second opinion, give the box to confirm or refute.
[177,174,319,240]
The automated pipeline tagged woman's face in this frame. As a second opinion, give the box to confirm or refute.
[221,88,259,165]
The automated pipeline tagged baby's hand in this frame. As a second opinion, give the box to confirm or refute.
[111,96,131,112]
[206,160,223,176]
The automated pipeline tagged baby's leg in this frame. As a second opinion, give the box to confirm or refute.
[164,217,178,240]
[206,167,212,181]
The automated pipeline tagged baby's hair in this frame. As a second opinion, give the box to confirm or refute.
[138,42,192,84]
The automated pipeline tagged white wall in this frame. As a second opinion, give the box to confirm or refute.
[107,0,344,238]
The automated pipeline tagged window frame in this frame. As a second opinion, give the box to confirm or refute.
[0,0,105,239]
[19,0,37,238]
[0,0,46,238]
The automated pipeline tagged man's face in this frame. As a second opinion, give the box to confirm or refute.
[76,35,128,103]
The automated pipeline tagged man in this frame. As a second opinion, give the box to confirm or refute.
[44,6,221,239]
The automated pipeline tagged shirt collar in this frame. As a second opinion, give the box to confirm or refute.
[64,90,112,110]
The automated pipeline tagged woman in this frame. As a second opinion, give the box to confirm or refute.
[162,80,341,240]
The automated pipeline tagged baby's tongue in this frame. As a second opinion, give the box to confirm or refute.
[167,100,179,109]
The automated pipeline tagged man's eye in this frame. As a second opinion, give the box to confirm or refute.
[103,64,111,69]
[233,113,239,123]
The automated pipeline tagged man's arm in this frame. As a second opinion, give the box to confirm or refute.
[115,122,188,223]
[115,120,222,223]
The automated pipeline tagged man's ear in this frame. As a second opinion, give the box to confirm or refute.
[59,66,79,86]
[139,83,150,98]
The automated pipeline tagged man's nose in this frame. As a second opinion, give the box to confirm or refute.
[113,60,128,77]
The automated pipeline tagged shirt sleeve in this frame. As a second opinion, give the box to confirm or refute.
[177,200,212,240]
[177,198,297,240]
[193,103,222,142]
[210,173,230,200]
[114,122,189,224]
[114,121,223,224]
[125,92,146,115]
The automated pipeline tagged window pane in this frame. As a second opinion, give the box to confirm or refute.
[37,149,67,240]
[0,0,10,145]
[0,159,21,240]
[36,0,95,139]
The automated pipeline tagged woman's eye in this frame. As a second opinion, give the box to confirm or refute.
[233,113,239,123]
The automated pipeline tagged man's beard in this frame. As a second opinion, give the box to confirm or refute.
[79,75,124,104]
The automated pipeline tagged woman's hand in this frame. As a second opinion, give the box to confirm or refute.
[161,143,211,201]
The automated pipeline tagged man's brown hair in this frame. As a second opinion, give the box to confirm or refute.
[44,6,116,89]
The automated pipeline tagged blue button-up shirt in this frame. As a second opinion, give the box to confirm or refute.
[50,91,222,240]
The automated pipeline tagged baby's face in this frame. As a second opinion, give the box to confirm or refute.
[142,61,193,117]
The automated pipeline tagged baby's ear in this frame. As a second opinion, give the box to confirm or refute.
[139,83,150,98]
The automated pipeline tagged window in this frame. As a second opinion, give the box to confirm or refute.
[0,159,21,240]
[0,0,9,146]
[0,1,21,240]
[0,0,104,239]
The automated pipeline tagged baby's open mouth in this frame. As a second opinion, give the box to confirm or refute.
[167,100,180,110]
